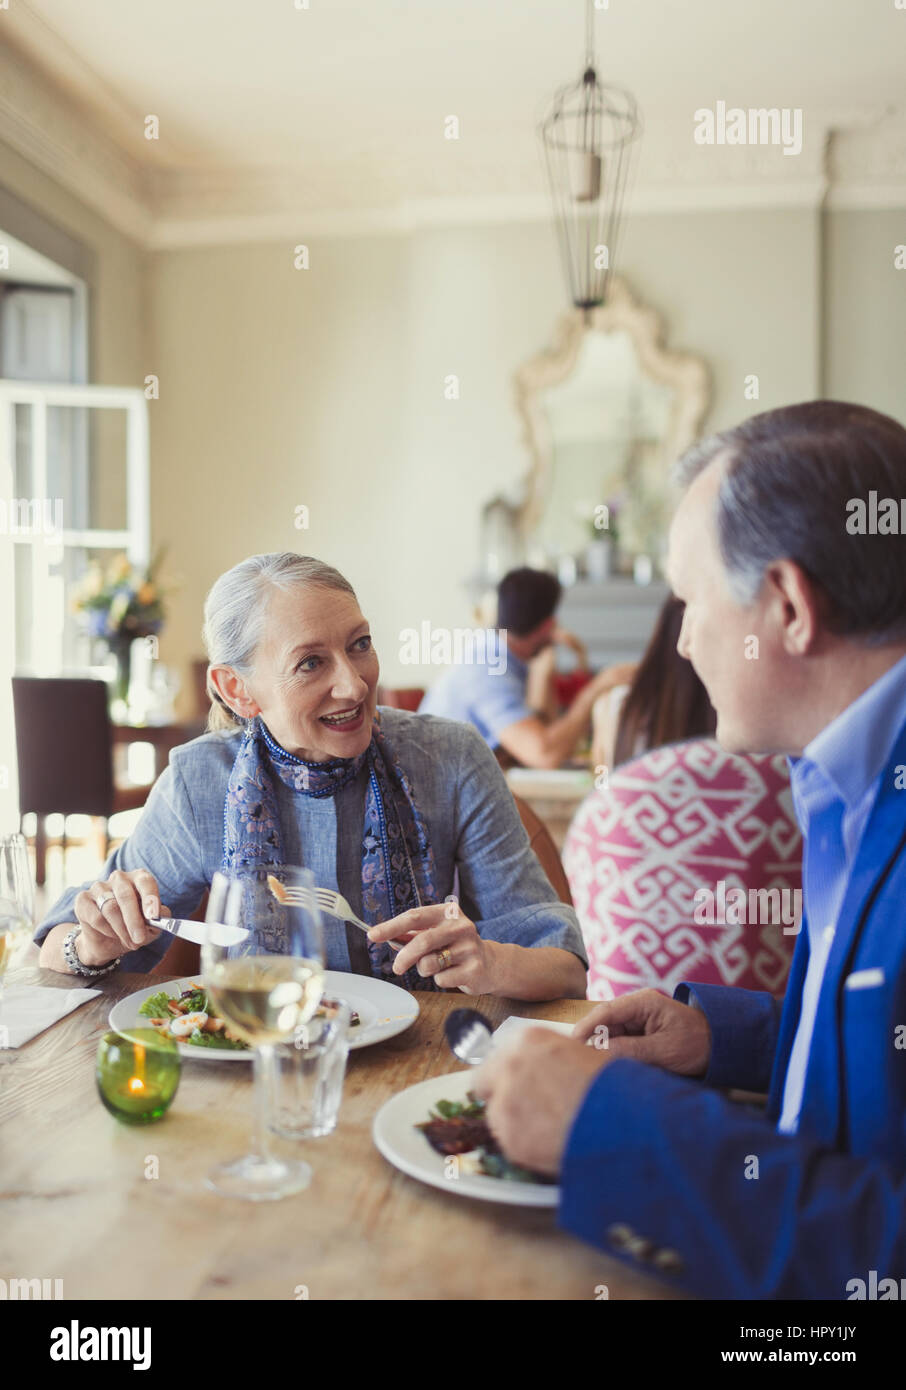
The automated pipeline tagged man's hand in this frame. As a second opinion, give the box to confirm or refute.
[551,625,589,671]
[572,989,712,1078]
[471,1029,609,1177]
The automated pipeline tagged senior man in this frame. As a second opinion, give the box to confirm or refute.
[474,400,906,1299]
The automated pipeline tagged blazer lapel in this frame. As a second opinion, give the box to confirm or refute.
[766,924,810,1120]
[794,712,906,1144]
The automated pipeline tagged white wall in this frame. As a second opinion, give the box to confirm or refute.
[825,209,906,423]
[0,132,899,711]
[147,207,822,696]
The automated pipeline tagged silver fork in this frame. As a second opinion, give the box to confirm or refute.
[315,887,406,954]
[268,878,405,953]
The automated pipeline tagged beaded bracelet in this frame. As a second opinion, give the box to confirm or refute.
[62,925,121,978]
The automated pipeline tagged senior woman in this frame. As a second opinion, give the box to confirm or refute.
[36,553,588,999]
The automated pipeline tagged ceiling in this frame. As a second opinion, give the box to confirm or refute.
[3,0,904,244]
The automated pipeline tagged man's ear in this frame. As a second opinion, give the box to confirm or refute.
[208,664,260,719]
[764,560,824,655]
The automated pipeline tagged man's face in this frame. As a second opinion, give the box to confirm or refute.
[667,459,793,755]
[514,617,555,658]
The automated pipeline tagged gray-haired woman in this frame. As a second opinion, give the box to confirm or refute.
[36,553,588,999]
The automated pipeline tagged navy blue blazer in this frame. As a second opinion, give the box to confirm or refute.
[559,714,906,1298]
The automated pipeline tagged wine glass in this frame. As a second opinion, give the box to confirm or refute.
[202,866,325,1201]
[0,833,35,1014]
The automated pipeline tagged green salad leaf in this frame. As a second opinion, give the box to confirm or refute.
[137,991,173,1019]
[478,1152,544,1183]
[186,1029,249,1051]
[136,986,249,1050]
[433,1096,485,1120]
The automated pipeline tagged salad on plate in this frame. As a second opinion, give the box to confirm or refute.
[138,984,249,1050]
[138,983,360,1051]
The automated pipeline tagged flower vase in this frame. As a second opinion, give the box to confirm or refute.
[585,538,613,583]
[108,638,133,718]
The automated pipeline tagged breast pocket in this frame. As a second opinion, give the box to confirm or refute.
[841,973,902,1160]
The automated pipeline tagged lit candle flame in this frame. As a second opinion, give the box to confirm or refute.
[129,1040,147,1093]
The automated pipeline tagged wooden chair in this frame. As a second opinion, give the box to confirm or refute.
[190,658,211,720]
[377,687,425,712]
[512,793,573,906]
[12,677,149,885]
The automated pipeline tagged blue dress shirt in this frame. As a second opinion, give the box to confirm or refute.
[778,650,906,1132]
[418,647,532,750]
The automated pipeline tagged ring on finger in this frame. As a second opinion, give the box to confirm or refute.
[95,892,116,910]
[437,947,453,971]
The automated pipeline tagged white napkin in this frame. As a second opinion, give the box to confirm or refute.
[0,983,102,1049]
[491,1015,577,1050]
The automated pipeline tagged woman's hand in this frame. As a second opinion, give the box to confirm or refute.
[368,903,499,994]
[71,868,168,967]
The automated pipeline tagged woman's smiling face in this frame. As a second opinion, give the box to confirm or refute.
[216,583,380,761]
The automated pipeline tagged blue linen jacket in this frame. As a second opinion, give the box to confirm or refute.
[559,712,906,1299]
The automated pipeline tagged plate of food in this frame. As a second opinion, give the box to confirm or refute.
[108,970,420,1060]
[372,1070,559,1207]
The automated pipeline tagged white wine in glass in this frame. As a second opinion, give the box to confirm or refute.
[202,865,325,1201]
[205,955,324,1046]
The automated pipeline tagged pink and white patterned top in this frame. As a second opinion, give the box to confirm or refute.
[563,737,802,1000]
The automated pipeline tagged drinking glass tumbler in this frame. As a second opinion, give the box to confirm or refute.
[269,999,351,1140]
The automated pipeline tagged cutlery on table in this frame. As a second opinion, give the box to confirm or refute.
[144,916,248,948]
[267,876,406,953]
[445,1007,494,1066]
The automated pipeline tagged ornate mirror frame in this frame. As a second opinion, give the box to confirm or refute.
[512,277,712,539]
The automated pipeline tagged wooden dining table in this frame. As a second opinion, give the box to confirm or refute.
[0,965,688,1302]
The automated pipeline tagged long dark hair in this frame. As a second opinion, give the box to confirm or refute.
[613,595,716,767]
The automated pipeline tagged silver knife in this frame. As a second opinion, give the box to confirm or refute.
[145,916,249,948]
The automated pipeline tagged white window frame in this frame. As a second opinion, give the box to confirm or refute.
[0,381,149,820]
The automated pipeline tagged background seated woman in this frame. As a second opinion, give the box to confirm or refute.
[591,593,717,771]
[35,553,587,1000]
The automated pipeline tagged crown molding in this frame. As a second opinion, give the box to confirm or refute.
[0,27,902,251]
[826,113,906,209]
[3,0,170,164]
[825,186,906,210]
[0,36,151,243]
[148,181,838,249]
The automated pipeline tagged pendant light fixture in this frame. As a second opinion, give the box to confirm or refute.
[539,0,642,314]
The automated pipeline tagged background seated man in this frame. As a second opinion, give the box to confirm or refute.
[419,567,630,769]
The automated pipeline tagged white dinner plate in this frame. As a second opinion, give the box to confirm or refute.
[372,1069,560,1207]
[108,970,420,1061]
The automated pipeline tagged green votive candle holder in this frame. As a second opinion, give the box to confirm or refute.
[96,1028,181,1124]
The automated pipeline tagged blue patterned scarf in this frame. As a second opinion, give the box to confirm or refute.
[222,712,439,990]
